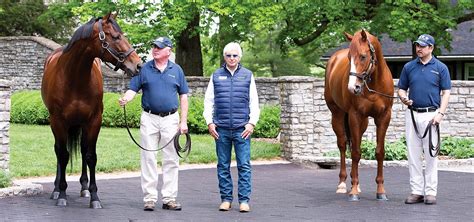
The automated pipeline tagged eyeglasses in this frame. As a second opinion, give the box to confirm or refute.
[225,54,239,58]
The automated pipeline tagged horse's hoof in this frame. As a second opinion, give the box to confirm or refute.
[80,190,90,198]
[56,198,67,207]
[90,201,103,209]
[50,191,60,200]
[336,188,347,194]
[376,193,389,201]
[348,194,360,201]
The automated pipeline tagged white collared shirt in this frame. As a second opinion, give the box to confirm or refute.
[203,66,260,126]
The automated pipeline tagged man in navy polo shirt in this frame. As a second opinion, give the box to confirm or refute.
[398,34,451,205]
[119,36,189,211]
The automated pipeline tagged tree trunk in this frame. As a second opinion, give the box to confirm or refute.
[176,8,203,76]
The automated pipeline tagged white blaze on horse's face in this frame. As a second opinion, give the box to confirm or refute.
[348,57,361,95]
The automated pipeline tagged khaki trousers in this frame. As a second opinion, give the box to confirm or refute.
[405,109,439,196]
[140,111,180,204]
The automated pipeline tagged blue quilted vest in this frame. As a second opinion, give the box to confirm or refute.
[212,64,252,129]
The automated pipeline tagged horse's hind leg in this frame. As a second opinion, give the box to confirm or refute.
[83,118,102,209]
[330,109,348,193]
[80,137,90,198]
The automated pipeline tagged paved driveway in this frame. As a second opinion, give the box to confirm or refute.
[0,163,473,221]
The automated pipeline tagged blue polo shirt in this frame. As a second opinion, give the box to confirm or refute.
[398,57,451,108]
[129,60,189,113]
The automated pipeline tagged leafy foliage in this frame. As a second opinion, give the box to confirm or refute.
[0,170,12,188]
[254,105,280,138]
[10,90,49,125]
[441,137,474,159]
[325,136,474,160]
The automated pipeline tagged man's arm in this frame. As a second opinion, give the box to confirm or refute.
[433,90,450,124]
[179,94,189,134]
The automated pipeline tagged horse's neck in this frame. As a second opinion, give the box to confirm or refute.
[61,43,99,83]
[369,48,393,89]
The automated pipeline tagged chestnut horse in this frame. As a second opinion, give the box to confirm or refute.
[324,30,394,201]
[41,13,142,208]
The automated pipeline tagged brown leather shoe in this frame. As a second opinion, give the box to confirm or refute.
[424,195,437,205]
[162,200,182,211]
[405,194,424,204]
[219,201,232,211]
[239,202,250,213]
[144,201,155,211]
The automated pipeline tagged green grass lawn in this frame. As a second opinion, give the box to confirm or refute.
[9,124,280,178]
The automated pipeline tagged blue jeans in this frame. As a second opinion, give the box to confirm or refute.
[215,127,251,204]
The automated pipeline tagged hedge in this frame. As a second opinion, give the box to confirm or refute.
[10,90,281,138]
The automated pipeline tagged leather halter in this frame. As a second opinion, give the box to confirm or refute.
[97,19,135,71]
[349,38,376,83]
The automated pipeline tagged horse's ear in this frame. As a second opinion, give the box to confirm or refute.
[344,32,353,42]
[361,30,368,41]
[103,12,117,21]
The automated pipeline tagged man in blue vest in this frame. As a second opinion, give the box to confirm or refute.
[119,36,189,211]
[203,42,260,212]
[398,34,451,205]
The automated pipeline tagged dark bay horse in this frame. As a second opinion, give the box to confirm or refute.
[324,30,394,201]
[41,13,142,208]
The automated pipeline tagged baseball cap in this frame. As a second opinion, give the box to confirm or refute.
[152,37,173,48]
[414,34,435,47]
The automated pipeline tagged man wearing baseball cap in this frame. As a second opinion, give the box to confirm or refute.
[398,34,451,205]
[119,36,189,211]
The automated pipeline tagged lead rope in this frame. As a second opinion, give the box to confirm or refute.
[409,107,441,157]
[122,105,191,158]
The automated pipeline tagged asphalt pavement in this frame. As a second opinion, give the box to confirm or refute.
[0,162,473,221]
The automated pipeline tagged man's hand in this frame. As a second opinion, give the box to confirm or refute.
[208,123,219,139]
[179,122,188,134]
[118,90,136,107]
[241,123,254,139]
[400,96,413,106]
[118,97,128,107]
[432,112,444,125]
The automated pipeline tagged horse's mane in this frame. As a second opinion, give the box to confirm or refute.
[63,16,123,53]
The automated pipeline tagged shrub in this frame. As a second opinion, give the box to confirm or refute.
[441,137,474,159]
[10,91,49,125]
[10,91,281,138]
[187,96,208,134]
[0,170,12,188]
[254,105,281,138]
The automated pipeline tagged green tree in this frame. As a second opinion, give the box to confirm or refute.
[0,0,47,36]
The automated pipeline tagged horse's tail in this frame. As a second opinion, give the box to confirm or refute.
[344,113,352,152]
[67,126,81,171]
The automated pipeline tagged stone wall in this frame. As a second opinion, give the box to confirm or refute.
[0,80,11,171]
[0,36,132,93]
[280,78,474,160]
[1,37,473,163]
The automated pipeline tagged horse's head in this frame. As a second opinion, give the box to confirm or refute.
[96,13,142,76]
[345,30,377,95]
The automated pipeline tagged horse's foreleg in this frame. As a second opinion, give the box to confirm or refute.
[80,138,90,198]
[374,114,391,201]
[331,112,348,193]
[55,143,69,207]
[50,163,60,200]
[347,114,366,201]
[84,120,102,209]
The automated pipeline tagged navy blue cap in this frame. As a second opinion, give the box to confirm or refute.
[152,37,173,48]
[414,34,435,46]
